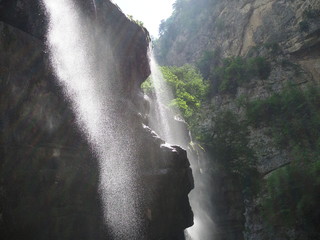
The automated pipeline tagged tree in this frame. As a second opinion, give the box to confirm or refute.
[141,64,208,122]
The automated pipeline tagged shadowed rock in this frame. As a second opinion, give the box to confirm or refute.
[0,1,193,239]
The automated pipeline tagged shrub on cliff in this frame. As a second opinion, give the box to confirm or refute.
[246,85,320,237]
[164,65,209,120]
[196,52,271,95]
[141,64,209,122]
[263,160,320,239]
[198,110,260,195]
[196,49,221,80]
[214,56,271,94]
[127,15,144,27]
[246,85,320,151]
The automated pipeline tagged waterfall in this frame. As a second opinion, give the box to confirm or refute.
[148,54,176,144]
[42,0,143,239]
[148,52,214,240]
[148,50,187,147]
[92,0,97,16]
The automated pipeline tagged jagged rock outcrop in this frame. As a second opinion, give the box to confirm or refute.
[0,0,193,239]
[139,126,194,239]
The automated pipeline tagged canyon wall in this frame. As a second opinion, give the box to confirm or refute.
[155,0,320,239]
[0,0,193,239]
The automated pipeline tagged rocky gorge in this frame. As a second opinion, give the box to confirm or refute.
[0,0,194,239]
[1,0,320,239]
[155,0,320,239]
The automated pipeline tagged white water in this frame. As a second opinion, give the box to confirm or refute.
[43,0,142,239]
[148,53,187,147]
[148,55,175,143]
[148,53,214,240]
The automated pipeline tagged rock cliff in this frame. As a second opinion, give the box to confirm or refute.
[157,0,320,72]
[0,0,193,239]
[155,0,320,239]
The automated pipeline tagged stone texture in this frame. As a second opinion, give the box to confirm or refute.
[0,21,106,240]
[159,0,320,71]
[0,0,47,39]
[0,1,193,239]
[155,0,320,239]
[140,126,194,239]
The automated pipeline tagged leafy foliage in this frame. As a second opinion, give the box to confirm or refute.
[263,161,320,239]
[246,85,320,237]
[197,53,271,95]
[196,49,222,79]
[209,57,271,94]
[198,110,260,195]
[209,111,255,171]
[127,15,144,27]
[246,86,320,152]
[150,2,320,235]
[142,64,209,122]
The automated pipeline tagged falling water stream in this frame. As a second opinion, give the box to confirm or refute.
[148,52,214,240]
[43,0,213,238]
[148,54,177,144]
[43,0,143,239]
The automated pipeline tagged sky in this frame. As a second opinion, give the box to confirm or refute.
[111,0,176,37]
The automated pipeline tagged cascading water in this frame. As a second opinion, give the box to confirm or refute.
[42,0,143,239]
[148,51,187,147]
[148,51,214,240]
[148,55,176,144]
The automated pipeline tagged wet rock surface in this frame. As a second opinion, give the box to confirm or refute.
[0,21,106,240]
[0,1,193,239]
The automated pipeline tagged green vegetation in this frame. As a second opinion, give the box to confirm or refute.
[151,1,320,236]
[149,0,320,238]
[197,52,271,95]
[127,15,144,27]
[196,49,221,79]
[245,85,320,237]
[142,64,209,122]
[263,161,320,239]
[246,86,320,153]
[198,110,259,195]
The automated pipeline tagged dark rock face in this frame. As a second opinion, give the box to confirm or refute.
[0,0,47,39]
[209,172,245,240]
[0,21,106,240]
[139,126,194,239]
[0,0,193,239]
